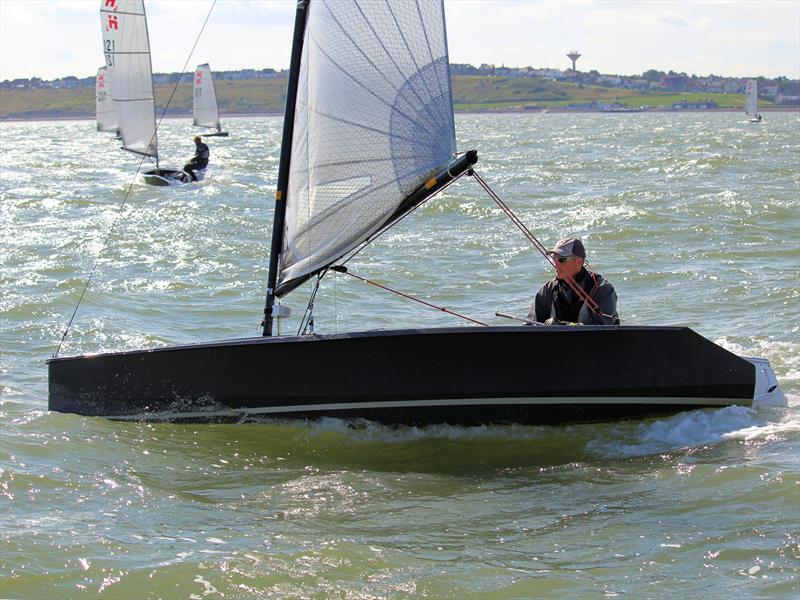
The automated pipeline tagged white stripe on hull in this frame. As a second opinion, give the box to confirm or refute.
[106,396,752,422]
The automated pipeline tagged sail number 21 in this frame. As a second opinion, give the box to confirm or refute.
[105,39,115,67]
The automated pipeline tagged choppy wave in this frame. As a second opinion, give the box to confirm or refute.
[2,113,798,597]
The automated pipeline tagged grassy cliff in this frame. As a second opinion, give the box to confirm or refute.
[0,78,288,119]
[0,76,766,119]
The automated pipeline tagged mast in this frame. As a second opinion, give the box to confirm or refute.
[143,0,157,168]
[210,66,221,132]
[262,0,309,337]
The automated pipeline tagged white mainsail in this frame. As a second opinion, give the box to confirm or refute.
[745,79,758,117]
[277,0,457,293]
[95,66,118,132]
[100,0,157,159]
[193,63,221,132]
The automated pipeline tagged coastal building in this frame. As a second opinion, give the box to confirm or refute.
[672,99,719,109]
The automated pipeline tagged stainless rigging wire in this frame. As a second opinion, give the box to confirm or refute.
[53,0,218,358]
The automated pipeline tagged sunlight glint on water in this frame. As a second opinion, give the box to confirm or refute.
[1,113,798,597]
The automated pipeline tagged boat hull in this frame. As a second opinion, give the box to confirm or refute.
[48,326,755,425]
[142,168,204,186]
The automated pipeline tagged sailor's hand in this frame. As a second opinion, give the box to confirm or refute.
[544,317,581,326]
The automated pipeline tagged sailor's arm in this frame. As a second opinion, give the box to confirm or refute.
[528,286,552,324]
[578,283,618,325]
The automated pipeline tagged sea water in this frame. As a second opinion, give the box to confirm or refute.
[1,113,798,598]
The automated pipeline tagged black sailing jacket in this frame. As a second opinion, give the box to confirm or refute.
[192,142,210,167]
[528,268,619,325]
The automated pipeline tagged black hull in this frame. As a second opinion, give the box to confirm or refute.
[48,326,755,425]
[205,132,229,137]
[49,327,755,425]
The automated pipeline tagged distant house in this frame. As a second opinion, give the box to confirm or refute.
[661,75,690,91]
[597,75,622,86]
[450,63,479,76]
[776,94,800,106]
[566,101,596,109]
[762,85,779,98]
[722,81,739,93]
[562,100,623,110]
[672,99,719,109]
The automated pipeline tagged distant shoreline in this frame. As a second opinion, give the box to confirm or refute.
[1,106,797,123]
[0,111,276,123]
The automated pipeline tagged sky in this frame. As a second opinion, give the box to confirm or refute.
[1,0,798,81]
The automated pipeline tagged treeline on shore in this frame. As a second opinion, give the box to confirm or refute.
[0,75,779,120]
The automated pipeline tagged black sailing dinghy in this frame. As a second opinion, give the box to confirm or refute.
[101,0,201,186]
[193,63,229,137]
[50,0,783,424]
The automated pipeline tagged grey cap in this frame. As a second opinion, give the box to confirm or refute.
[548,237,586,258]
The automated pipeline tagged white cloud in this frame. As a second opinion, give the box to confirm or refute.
[445,0,799,77]
[1,0,798,80]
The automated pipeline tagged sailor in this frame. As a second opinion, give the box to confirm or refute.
[528,237,619,325]
[183,135,210,182]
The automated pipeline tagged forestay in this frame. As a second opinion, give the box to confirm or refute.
[95,67,118,132]
[277,0,457,295]
[193,63,221,131]
[100,0,158,159]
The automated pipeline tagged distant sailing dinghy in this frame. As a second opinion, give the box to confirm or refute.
[745,79,762,123]
[49,0,783,425]
[101,0,199,186]
[95,66,119,136]
[193,63,228,137]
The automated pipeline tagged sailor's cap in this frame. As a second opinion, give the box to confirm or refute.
[548,237,586,258]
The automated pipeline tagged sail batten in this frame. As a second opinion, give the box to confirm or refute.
[289,166,432,238]
[313,4,444,135]
[384,0,447,124]
[289,153,447,173]
[277,0,458,295]
[100,0,157,160]
[303,106,450,150]
[359,1,451,131]
[308,39,443,142]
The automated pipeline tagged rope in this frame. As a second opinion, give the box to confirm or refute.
[469,169,604,316]
[52,1,217,358]
[316,171,475,329]
[53,169,142,357]
[331,266,488,326]
[297,270,325,335]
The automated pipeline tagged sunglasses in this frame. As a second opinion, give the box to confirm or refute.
[556,256,575,264]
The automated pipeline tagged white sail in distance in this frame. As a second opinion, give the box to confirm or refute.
[95,66,118,132]
[193,63,221,132]
[277,0,457,294]
[100,0,157,159]
[745,79,758,117]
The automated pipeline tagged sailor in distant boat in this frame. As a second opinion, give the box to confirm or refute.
[528,237,619,326]
[183,135,209,182]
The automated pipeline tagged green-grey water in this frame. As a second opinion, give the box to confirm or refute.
[1,113,798,598]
